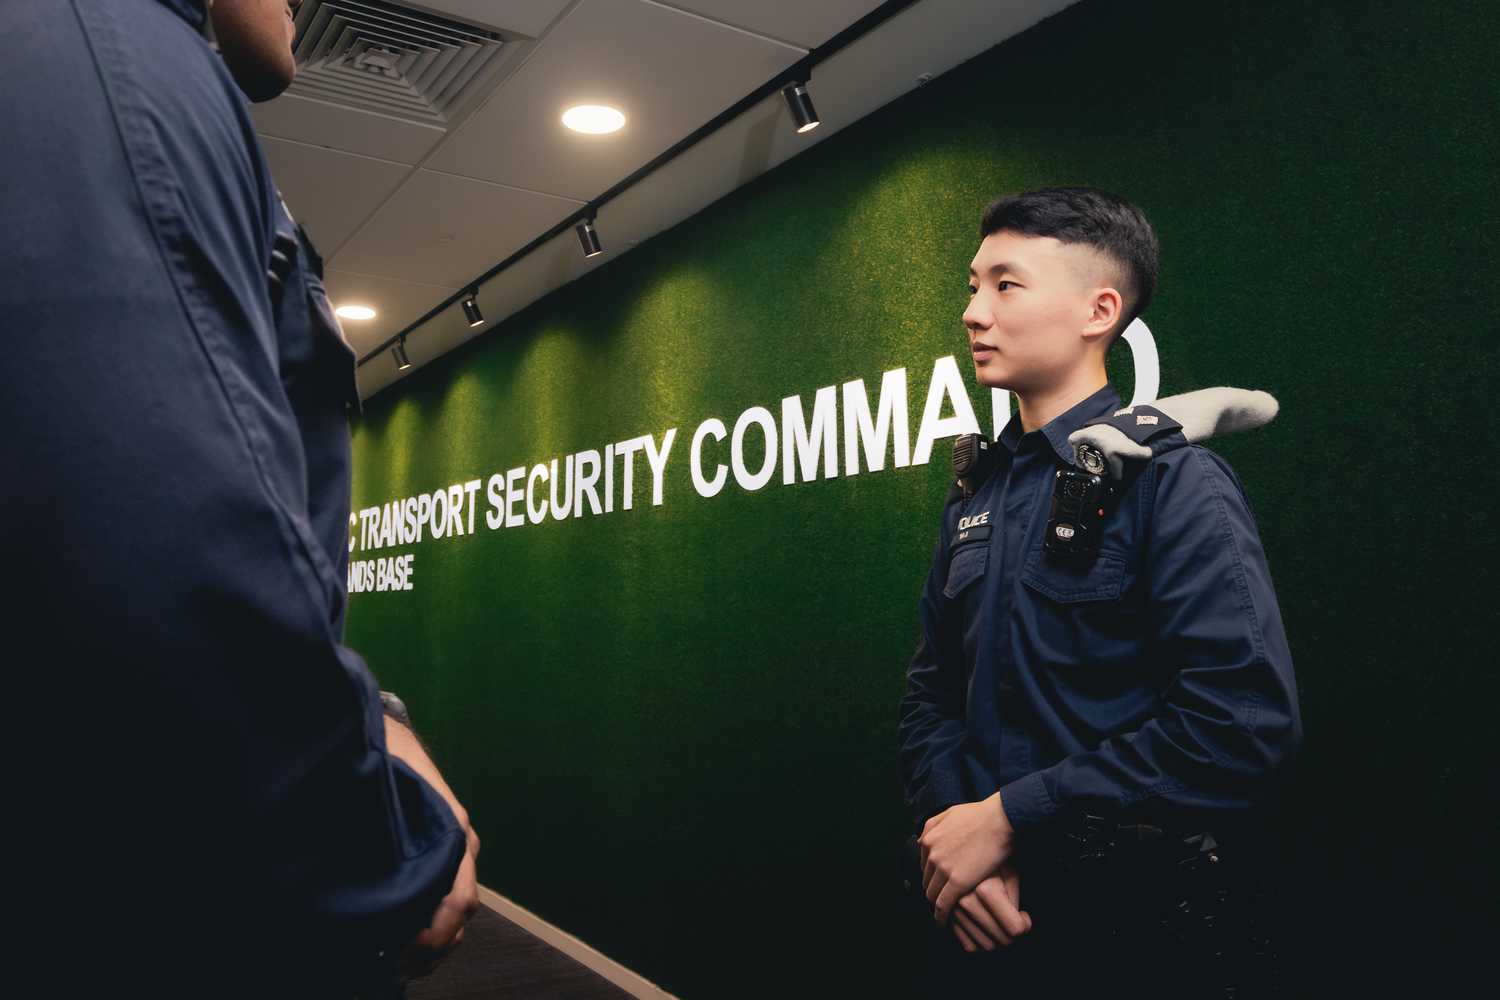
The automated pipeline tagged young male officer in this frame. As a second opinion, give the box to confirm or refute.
[898,187,1302,995]
[3,2,475,995]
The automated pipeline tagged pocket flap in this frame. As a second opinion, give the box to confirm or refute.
[943,544,989,599]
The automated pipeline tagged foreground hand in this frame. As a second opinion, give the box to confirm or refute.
[384,717,482,976]
[919,792,1016,925]
[399,824,481,979]
[949,864,1032,953]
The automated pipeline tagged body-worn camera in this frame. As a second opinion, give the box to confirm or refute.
[1044,443,1116,560]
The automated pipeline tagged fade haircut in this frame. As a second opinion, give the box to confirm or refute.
[980,186,1160,341]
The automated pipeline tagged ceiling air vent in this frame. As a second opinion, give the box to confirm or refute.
[286,0,510,126]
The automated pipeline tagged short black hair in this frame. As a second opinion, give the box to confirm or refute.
[980,186,1160,339]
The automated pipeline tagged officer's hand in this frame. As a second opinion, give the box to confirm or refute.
[399,824,481,980]
[384,717,482,976]
[918,791,1016,926]
[949,865,1032,952]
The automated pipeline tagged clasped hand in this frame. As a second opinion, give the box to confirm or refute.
[918,792,1032,951]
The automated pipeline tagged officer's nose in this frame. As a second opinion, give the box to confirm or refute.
[962,298,990,336]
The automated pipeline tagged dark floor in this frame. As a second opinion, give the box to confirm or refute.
[404,905,640,1000]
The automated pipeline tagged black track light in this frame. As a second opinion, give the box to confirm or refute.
[781,81,820,134]
[462,291,484,328]
[392,337,412,371]
[575,217,604,258]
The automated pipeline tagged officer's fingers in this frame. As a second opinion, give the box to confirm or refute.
[411,919,456,956]
[951,920,978,954]
[977,878,1031,939]
[1001,866,1022,911]
[952,907,997,951]
[996,869,1032,935]
[933,878,968,926]
[958,893,1009,947]
[925,865,950,913]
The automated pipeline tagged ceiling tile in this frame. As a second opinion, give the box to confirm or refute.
[330,169,585,287]
[250,93,446,164]
[423,0,804,200]
[659,0,885,49]
[324,268,460,356]
[261,138,411,254]
[412,0,574,37]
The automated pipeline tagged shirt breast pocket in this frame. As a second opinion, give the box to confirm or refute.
[943,544,989,599]
[1019,551,1127,603]
[1017,551,1143,674]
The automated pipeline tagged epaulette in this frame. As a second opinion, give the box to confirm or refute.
[1069,388,1279,480]
[1078,404,1188,458]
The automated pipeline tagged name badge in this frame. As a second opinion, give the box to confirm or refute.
[952,523,993,549]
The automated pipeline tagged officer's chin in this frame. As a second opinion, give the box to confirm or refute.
[231,61,297,103]
[972,362,1012,391]
[215,29,297,103]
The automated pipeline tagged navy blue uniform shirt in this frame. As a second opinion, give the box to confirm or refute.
[899,384,1302,837]
[2,1,461,992]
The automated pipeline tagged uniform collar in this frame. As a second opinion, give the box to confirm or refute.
[998,383,1124,466]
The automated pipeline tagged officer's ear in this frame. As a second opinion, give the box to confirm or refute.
[1080,285,1124,348]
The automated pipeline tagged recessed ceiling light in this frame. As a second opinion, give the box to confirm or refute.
[562,105,626,135]
[335,305,377,320]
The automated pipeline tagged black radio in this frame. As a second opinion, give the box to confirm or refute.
[951,432,999,501]
[1044,443,1116,560]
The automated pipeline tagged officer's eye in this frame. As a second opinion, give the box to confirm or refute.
[997,280,1016,292]
[966,284,977,296]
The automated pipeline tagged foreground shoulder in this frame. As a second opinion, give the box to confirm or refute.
[1148,444,1253,511]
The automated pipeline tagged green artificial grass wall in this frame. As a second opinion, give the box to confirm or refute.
[347,0,1497,993]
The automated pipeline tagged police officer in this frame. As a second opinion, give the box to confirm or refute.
[898,187,1303,996]
[3,1,475,995]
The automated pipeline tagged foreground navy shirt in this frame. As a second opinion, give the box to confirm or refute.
[899,384,1303,836]
[2,1,461,992]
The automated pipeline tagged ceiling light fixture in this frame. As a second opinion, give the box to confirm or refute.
[576,216,604,258]
[781,81,821,134]
[562,105,626,135]
[462,291,485,328]
[392,336,412,372]
[335,304,377,320]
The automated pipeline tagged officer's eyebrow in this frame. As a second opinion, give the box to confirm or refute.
[968,262,1029,279]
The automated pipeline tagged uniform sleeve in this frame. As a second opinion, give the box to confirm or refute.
[0,0,464,970]
[999,447,1303,833]
[898,510,975,828]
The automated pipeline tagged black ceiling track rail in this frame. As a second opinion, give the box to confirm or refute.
[356,0,923,367]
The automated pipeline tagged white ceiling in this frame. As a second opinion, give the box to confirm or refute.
[249,0,1077,400]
